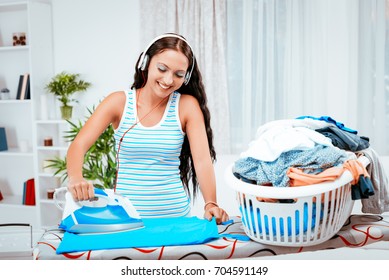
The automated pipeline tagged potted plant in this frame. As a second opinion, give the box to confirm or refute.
[45,71,91,120]
[45,107,117,189]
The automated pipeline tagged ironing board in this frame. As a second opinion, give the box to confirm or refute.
[33,214,389,260]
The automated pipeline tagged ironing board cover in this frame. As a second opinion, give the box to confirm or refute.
[56,216,220,254]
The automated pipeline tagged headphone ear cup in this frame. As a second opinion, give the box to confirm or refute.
[184,72,190,85]
[140,54,149,71]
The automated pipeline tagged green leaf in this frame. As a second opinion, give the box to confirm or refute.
[46,106,117,189]
[45,71,91,107]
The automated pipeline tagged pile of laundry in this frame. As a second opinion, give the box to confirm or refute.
[233,116,389,213]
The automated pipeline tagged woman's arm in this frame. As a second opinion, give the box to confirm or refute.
[180,94,229,224]
[66,91,125,201]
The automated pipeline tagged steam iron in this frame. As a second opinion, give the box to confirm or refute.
[54,187,144,234]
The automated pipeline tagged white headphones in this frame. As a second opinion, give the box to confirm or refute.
[137,34,195,85]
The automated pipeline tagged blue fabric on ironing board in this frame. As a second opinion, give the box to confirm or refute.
[56,216,221,254]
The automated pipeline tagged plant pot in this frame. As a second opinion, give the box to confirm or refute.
[60,105,73,120]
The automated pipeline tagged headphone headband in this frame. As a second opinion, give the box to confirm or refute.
[137,34,195,85]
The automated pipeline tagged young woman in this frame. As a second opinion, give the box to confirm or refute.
[66,33,229,224]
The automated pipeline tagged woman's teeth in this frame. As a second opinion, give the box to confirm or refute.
[159,83,170,89]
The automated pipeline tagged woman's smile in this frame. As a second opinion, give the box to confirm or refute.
[158,81,171,90]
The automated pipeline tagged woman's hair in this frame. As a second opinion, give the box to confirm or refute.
[131,34,216,200]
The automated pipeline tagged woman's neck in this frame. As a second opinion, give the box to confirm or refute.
[135,87,170,124]
[137,86,170,108]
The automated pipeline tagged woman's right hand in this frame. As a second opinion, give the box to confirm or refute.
[67,178,94,201]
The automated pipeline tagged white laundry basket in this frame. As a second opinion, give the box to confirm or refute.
[225,156,370,247]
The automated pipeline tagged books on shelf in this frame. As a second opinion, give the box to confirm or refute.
[16,73,30,100]
[0,127,8,151]
[22,178,35,206]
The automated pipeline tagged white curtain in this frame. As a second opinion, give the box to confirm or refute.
[139,0,389,155]
[227,0,288,152]
[283,0,360,128]
[357,0,389,155]
[139,0,231,154]
[227,0,389,155]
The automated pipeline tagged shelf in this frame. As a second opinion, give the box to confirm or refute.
[40,198,56,205]
[0,194,34,209]
[0,99,31,105]
[37,146,68,151]
[0,2,28,10]
[0,193,38,227]
[0,45,29,52]
[0,148,33,157]
[0,0,58,229]
[35,119,71,124]
[38,172,63,178]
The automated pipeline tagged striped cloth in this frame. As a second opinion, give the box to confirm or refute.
[114,90,190,218]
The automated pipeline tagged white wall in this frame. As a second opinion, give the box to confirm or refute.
[51,0,140,118]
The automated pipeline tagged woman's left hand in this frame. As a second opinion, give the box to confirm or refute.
[204,206,229,224]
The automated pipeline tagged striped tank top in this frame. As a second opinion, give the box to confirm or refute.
[114,90,190,218]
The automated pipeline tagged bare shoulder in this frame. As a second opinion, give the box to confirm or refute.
[179,94,200,112]
[179,94,203,130]
[94,91,127,127]
[97,91,126,111]
[102,90,126,104]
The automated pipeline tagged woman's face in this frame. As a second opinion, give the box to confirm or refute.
[146,49,189,98]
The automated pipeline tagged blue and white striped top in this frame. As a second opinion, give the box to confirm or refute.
[114,90,190,218]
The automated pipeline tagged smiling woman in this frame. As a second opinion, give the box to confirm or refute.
[65,33,230,225]
[142,50,189,102]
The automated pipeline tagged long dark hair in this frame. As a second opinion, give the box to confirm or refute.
[131,34,216,200]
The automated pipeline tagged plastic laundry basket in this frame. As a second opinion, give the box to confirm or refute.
[224,156,370,247]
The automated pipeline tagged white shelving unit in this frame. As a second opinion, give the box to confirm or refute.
[34,119,68,227]
[0,0,62,229]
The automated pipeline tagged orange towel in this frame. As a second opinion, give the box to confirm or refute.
[287,159,369,187]
[288,166,344,186]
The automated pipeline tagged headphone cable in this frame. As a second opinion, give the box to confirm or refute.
[114,85,169,192]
